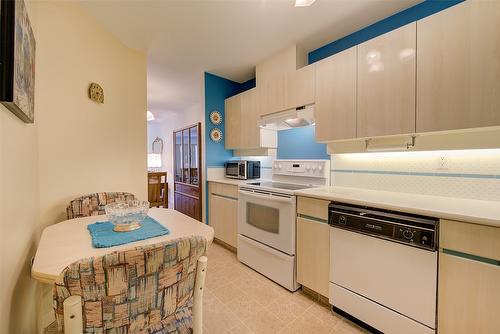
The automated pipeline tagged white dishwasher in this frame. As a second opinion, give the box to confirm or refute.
[328,202,438,334]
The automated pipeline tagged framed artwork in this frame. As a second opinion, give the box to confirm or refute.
[0,0,36,123]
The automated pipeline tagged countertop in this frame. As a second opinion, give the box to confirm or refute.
[295,186,500,228]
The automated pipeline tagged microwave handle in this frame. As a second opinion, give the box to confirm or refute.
[238,190,294,204]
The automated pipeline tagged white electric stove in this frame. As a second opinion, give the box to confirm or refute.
[237,159,330,291]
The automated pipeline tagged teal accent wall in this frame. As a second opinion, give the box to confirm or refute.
[204,72,255,225]
[277,126,329,160]
[204,72,255,168]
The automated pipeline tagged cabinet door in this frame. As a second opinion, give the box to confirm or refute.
[209,194,238,248]
[357,22,416,138]
[295,64,315,107]
[417,0,500,132]
[438,253,500,334]
[240,88,261,149]
[296,217,330,297]
[257,45,305,116]
[224,94,242,149]
[315,47,357,142]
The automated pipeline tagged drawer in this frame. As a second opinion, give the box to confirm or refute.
[208,182,238,199]
[440,219,500,261]
[297,196,329,221]
[174,183,199,198]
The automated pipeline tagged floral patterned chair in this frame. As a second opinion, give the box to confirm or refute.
[52,236,208,334]
[66,192,136,219]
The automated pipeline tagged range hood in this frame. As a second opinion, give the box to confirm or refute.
[259,105,315,131]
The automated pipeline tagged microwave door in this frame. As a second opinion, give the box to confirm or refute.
[225,162,241,179]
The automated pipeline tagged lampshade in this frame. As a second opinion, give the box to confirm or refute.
[147,153,162,168]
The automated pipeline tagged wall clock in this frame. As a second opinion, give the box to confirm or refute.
[209,110,222,125]
[88,82,104,103]
[210,128,223,143]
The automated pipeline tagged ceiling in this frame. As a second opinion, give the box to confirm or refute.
[78,0,421,119]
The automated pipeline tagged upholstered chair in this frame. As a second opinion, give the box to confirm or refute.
[52,236,208,334]
[66,192,136,219]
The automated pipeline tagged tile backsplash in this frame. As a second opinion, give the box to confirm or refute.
[331,149,500,201]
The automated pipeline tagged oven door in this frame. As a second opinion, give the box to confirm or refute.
[238,189,296,255]
[225,162,242,179]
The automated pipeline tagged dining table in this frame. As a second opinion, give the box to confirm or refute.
[31,208,214,284]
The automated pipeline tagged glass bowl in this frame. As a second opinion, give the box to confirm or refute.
[105,200,149,232]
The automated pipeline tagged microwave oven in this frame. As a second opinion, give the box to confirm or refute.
[225,160,260,180]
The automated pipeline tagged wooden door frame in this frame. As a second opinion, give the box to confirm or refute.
[173,122,202,221]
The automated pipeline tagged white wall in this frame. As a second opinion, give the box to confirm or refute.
[34,1,147,229]
[0,2,147,333]
[0,108,40,334]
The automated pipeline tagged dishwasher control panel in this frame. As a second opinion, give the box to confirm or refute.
[394,226,435,249]
[329,202,438,251]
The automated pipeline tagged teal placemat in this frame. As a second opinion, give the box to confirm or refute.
[87,216,170,248]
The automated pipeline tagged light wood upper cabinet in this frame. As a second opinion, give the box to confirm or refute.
[224,93,242,149]
[315,47,357,142]
[225,88,276,150]
[357,22,416,138]
[240,88,261,149]
[257,45,311,116]
[417,0,500,133]
[295,64,316,108]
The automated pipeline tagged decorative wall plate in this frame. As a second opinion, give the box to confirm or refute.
[210,128,223,143]
[210,110,222,125]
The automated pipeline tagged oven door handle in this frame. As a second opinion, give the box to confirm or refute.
[238,190,294,204]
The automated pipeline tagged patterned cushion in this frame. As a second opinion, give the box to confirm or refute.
[53,236,207,334]
[66,192,136,219]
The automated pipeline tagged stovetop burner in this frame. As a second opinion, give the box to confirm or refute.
[246,181,314,191]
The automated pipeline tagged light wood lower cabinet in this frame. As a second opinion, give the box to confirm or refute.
[438,253,500,334]
[208,182,238,248]
[297,217,330,298]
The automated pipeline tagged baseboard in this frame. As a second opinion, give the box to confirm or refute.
[213,238,237,253]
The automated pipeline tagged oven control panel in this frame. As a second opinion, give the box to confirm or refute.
[273,160,330,178]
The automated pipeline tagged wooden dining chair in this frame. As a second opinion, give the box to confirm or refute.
[52,236,208,334]
[66,192,136,219]
[148,172,168,208]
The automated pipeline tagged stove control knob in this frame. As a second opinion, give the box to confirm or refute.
[318,165,324,172]
[403,229,414,240]
[311,166,317,172]
[305,165,311,171]
[278,164,282,170]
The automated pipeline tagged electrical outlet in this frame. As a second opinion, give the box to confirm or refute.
[436,156,449,171]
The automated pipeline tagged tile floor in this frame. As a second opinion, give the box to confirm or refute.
[203,243,370,334]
